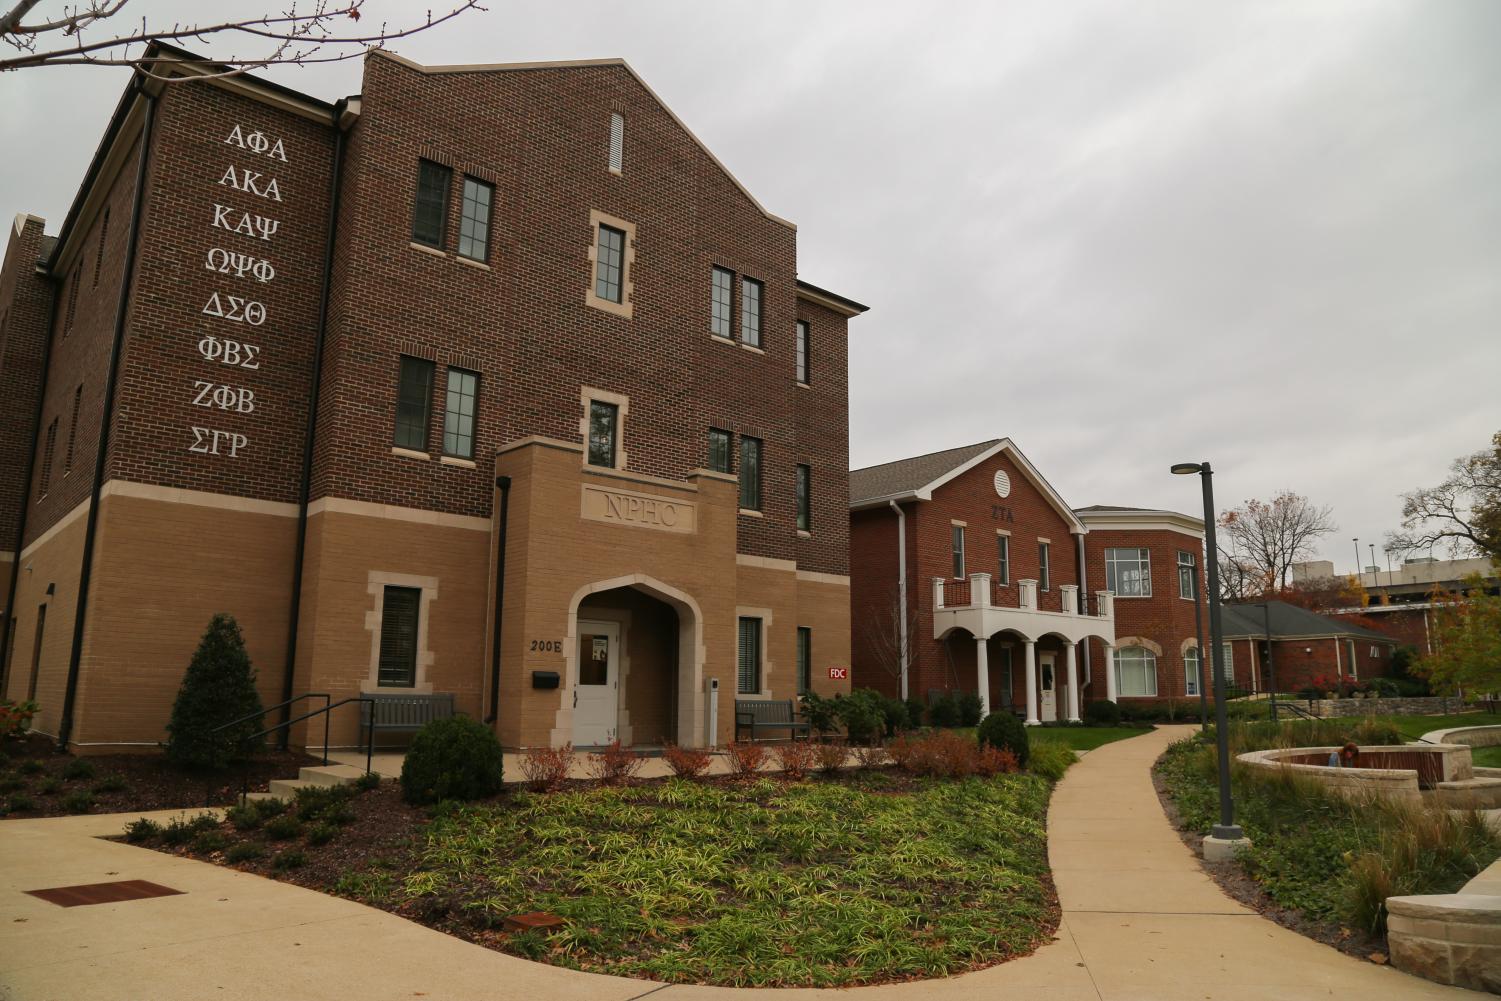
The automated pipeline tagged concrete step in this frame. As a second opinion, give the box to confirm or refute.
[297,764,368,787]
[1433,777,1501,809]
[268,778,312,799]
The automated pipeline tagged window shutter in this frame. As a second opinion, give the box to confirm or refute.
[609,113,625,172]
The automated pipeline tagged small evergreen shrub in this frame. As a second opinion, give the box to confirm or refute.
[124,817,161,843]
[957,692,983,727]
[977,711,1030,768]
[164,614,265,771]
[0,776,23,793]
[880,696,909,737]
[272,849,307,872]
[836,689,888,744]
[227,803,262,830]
[61,758,96,781]
[307,822,338,846]
[38,778,61,795]
[400,716,505,805]
[294,784,354,822]
[354,771,381,792]
[93,776,128,794]
[225,842,265,864]
[904,697,928,729]
[161,813,218,845]
[62,791,94,813]
[7,794,36,813]
[18,760,44,775]
[798,692,841,735]
[263,815,303,840]
[928,692,961,728]
[192,830,228,854]
[1084,700,1122,726]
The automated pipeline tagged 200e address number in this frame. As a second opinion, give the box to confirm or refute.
[530,640,562,653]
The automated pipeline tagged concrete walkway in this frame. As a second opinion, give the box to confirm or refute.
[0,726,1473,1000]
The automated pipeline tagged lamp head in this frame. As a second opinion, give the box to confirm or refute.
[1170,462,1203,475]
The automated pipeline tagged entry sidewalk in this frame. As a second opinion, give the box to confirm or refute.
[1,726,1472,1000]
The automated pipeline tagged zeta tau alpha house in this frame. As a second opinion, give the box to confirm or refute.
[0,43,866,753]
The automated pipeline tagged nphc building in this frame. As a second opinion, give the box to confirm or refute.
[0,44,865,752]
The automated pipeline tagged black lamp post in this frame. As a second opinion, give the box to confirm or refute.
[1172,461,1247,853]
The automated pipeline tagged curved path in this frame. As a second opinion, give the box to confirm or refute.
[0,726,1471,1000]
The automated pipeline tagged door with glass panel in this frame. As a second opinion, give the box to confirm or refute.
[573,621,619,746]
[1039,654,1057,722]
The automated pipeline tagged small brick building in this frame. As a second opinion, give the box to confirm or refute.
[0,44,865,752]
[1220,601,1395,694]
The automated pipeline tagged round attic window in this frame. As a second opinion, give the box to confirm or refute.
[993,470,1011,498]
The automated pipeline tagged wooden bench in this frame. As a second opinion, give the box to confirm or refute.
[359,692,455,743]
[734,699,810,742]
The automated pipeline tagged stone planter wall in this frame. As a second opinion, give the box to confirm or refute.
[1308,696,1464,718]
[1388,858,1501,993]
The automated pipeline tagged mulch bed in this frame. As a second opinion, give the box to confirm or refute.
[0,733,320,818]
[1150,757,1387,962]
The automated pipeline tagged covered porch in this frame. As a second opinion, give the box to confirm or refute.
[933,572,1117,725]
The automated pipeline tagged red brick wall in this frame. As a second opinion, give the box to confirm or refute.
[1332,608,1431,655]
[0,218,54,551]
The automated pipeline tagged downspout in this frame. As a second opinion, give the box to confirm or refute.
[276,100,348,746]
[888,500,908,701]
[485,475,512,724]
[0,257,61,693]
[57,82,156,750]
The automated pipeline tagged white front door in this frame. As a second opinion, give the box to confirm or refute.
[1039,654,1057,723]
[573,620,620,746]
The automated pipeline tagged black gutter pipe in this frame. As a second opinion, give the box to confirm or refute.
[57,81,156,750]
[485,475,511,725]
[277,101,348,748]
[0,249,61,693]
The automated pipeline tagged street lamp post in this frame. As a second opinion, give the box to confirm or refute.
[1172,461,1252,861]
[1256,600,1277,720]
[1193,559,1208,732]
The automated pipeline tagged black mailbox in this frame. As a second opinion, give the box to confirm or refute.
[531,670,560,690]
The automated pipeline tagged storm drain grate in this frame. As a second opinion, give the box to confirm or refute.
[25,879,183,907]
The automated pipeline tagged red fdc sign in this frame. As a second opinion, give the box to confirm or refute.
[828,666,848,680]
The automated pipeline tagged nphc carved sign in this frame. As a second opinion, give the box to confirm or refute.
[580,484,697,534]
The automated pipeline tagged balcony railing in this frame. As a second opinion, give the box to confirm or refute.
[934,572,1114,620]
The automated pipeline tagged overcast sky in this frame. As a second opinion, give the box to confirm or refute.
[4,0,1498,571]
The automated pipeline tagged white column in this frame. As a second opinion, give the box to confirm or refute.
[976,635,991,718]
[1104,642,1118,703]
[1065,644,1081,722]
[933,577,946,610]
[1024,640,1040,725]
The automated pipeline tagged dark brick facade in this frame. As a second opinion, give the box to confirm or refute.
[0,217,53,552]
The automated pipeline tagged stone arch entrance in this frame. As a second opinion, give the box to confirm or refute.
[554,574,706,748]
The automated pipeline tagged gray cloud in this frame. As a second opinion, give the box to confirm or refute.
[4,0,1497,569]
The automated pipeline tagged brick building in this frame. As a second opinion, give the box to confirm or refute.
[1075,506,1212,710]
[1220,601,1395,694]
[0,44,865,752]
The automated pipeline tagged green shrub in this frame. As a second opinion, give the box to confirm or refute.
[160,812,219,845]
[61,791,93,813]
[322,803,357,826]
[226,842,265,864]
[123,818,162,843]
[957,692,984,727]
[38,778,61,795]
[977,711,1030,768]
[400,716,505,805]
[928,692,961,728]
[354,771,381,792]
[60,758,96,781]
[0,776,23,792]
[835,689,888,744]
[880,696,909,737]
[226,803,262,831]
[7,794,36,813]
[904,697,927,729]
[93,776,128,794]
[294,784,354,821]
[1028,741,1076,781]
[798,692,841,735]
[263,815,303,840]
[1084,700,1121,726]
[164,614,265,771]
[18,759,44,775]
[272,849,307,872]
[307,822,338,846]
[193,830,228,854]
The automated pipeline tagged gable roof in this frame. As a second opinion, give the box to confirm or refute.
[1219,600,1393,642]
[850,438,1086,533]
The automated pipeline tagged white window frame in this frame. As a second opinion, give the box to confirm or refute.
[1106,547,1152,597]
[952,523,966,579]
[1113,646,1158,697]
[1039,541,1050,590]
[1177,550,1196,600]
[1183,645,1201,697]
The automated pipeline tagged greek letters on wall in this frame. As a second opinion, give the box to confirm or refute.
[189,124,290,460]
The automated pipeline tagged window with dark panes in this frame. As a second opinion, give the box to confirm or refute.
[738,435,761,510]
[39,418,57,496]
[797,627,812,695]
[457,177,493,261]
[738,617,762,694]
[952,524,965,578]
[708,428,731,473]
[997,534,1010,584]
[595,224,625,303]
[1178,550,1197,600]
[442,368,478,458]
[795,320,809,383]
[378,586,421,687]
[411,160,452,248]
[796,464,811,531]
[587,400,618,467]
[740,277,762,346]
[394,356,435,450]
[1106,547,1152,597]
[65,384,82,473]
[1039,541,1051,590]
[710,266,733,337]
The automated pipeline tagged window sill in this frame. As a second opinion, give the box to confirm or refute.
[739,508,763,518]
[795,381,811,390]
[710,334,736,346]
[440,455,477,468]
[739,342,766,355]
[797,529,811,538]
[455,256,491,271]
[391,446,430,461]
[409,241,447,258]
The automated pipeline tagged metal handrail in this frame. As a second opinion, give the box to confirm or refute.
[211,692,331,763]
[233,696,376,806]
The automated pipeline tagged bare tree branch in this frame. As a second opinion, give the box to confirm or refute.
[1217,491,1337,599]
[1386,432,1501,562]
[1,1,485,75]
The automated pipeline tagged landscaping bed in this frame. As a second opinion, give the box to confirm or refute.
[132,764,1062,988]
[0,733,318,817]
[1155,728,1501,961]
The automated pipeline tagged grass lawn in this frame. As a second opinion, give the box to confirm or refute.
[1380,712,1501,742]
[347,772,1057,987]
